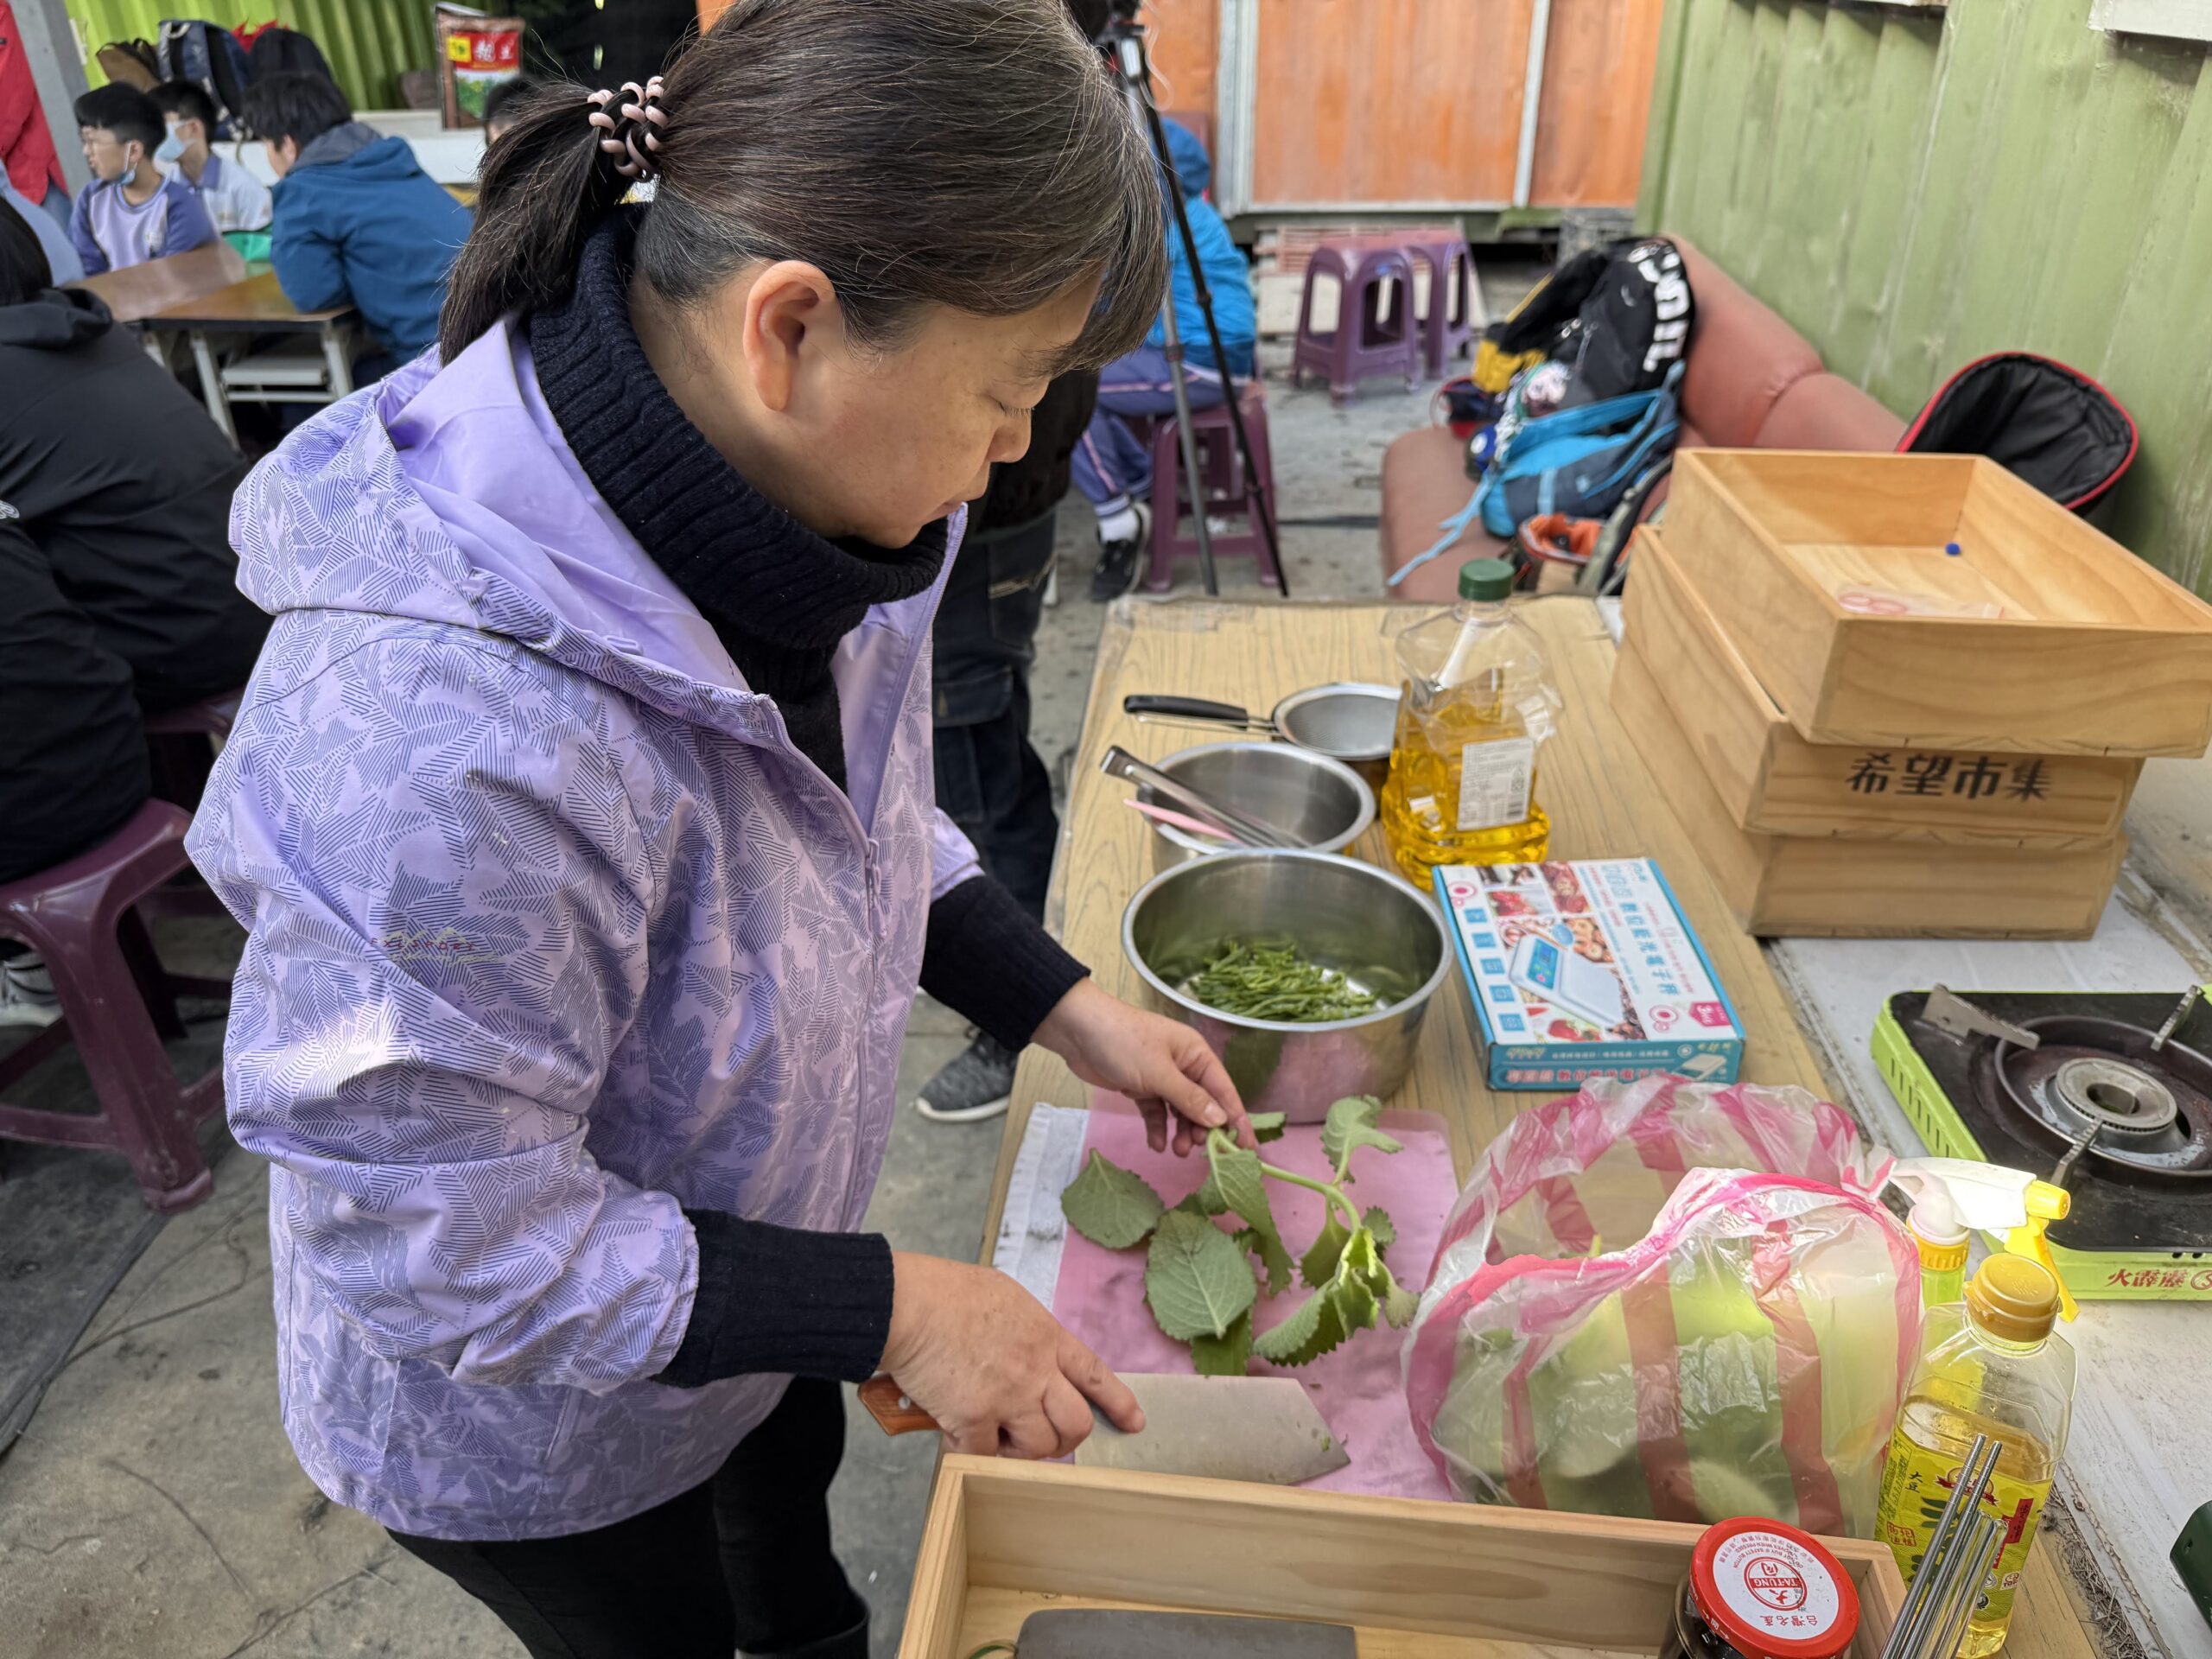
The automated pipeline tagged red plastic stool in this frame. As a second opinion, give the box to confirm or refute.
[0,800,231,1211]
[1408,233,1476,377]
[1145,379,1280,593]
[1290,240,1420,404]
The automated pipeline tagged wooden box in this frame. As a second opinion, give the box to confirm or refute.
[1611,644,2126,938]
[1624,529,2141,844]
[902,1459,1908,1658]
[1661,449,2212,757]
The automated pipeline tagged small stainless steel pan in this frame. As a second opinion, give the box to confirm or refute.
[1123,683,1398,786]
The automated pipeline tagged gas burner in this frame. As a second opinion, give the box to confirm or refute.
[1992,1016,2212,1185]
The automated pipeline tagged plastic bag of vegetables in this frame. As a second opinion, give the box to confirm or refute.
[1402,1075,1917,1536]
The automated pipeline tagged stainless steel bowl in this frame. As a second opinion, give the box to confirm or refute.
[1122,850,1453,1121]
[1270,682,1399,789]
[1140,741,1376,871]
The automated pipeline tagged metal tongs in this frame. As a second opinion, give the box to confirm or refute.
[1098,746,1301,849]
[1880,1433,2008,1659]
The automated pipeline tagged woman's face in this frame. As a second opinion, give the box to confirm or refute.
[639,264,1102,550]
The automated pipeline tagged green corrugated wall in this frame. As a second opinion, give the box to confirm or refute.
[1639,0,2212,598]
[70,1,435,113]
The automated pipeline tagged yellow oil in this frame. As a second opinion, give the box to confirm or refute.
[1877,1395,2060,1656]
[1378,676,1550,882]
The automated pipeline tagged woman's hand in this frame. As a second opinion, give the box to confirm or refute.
[1034,979,1253,1155]
[880,1252,1141,1458]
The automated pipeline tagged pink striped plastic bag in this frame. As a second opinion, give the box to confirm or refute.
[1402,1076,1918,1536]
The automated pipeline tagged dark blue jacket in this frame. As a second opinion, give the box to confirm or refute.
[270,126,470,359]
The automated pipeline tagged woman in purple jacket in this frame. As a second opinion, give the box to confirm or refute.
[185,5,1249,1654]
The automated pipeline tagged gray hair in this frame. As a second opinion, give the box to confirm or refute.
[441,0,1167,372]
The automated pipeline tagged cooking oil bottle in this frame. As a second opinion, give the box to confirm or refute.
[1380,559,1561,883]
[1876,1255,2077,1656]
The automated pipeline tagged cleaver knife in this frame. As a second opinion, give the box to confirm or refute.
[856,1372,1348,1486]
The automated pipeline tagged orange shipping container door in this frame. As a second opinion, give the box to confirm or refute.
[1530,0,1664,207]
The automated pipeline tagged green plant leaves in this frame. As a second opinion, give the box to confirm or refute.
[1189,1309,1253,1377]
[1206,1131,1294,1296]
[1300,1213,1351,1287]
[1322,1096,1401,1180]
[1248,1111,1287,1144]
[1145,1210,1259,1342]
[1253,1283,1351,1366]
[1060,1151,1166,1249]
[1361,1206,1396,1256]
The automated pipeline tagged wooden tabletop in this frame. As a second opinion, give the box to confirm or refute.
[138,269,354,331]
[983,594,2097,1659]
[72,239,247,325]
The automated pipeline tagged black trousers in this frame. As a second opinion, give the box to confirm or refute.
[389,1377,865,1659]
[931,509,1061,921]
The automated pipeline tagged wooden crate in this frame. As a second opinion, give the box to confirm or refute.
[1624,529,2141,843]
[902,1459,1908,1659]
[1661,450,2212,757]
[1611,643,2126,938]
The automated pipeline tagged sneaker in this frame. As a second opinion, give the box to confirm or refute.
[0,956,61,1028]
[914,1031,1018,1123]
[1090,502,1150,601]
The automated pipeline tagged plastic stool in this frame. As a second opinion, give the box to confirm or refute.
[1290,240,1420,404]
[143,689,241,812]
[1408,234,1476,377]
[0,799,231,1211]
[1145,380,1280,593]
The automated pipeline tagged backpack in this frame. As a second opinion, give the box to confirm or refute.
[1480,237,1694,407]
[1388,365,1683,589]
[1900,352,2138,515]
[156,20,255,139]
[243,25,335,89]
[95,38,163,92]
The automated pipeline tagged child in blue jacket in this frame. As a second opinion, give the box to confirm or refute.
[241,72,470,371]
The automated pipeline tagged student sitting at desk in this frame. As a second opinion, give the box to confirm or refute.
[68,84,216,275]
[241,71,470,375]
[151,80,272,234]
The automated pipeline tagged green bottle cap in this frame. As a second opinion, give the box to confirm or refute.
[1459,558,1516,601]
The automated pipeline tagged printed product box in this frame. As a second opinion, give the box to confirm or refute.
[1435,858,1744,1090]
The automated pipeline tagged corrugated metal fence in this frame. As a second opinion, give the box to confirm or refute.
[1639,0,2212,597]
[69,0,435,113]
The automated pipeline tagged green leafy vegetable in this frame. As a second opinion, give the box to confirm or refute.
[1322,1095,1401,1180]
[1190,1309,1254,1377]
[1057,1097,1409,1375]
[1145,1209,1259,1342]
[1248,1111,1288,1144]
[1059,1150,1166,1249]
[1185,942,1388,1023]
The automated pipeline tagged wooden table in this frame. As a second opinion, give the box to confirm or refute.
[132,271,359,444]
[980,594,2099,1659]
[72,240,248,325]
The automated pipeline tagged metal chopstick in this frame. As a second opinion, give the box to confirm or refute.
[1882,1434,1999,1659]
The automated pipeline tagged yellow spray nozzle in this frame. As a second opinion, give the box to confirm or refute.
[2024,1180,2070,1224]
[2006,1220,2079,1322]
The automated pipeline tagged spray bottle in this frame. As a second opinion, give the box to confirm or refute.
[1887,1159,2077,1322]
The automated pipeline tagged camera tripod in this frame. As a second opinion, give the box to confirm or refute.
[1096,12,1287,598]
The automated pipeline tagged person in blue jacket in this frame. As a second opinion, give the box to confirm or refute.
[240,71,470,375]
[1073,116,1255,600]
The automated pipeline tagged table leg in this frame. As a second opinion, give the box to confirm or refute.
[321,326,354,398]
[188,330,236,445]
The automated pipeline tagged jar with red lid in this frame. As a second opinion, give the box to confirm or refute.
[1657,1516,1862,1659]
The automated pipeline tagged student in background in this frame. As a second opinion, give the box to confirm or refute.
[151,80,273,232]
[1073,117,1255,600]
[69,84,216,275]
[241,71,471,373]
[3,185,80,282]
[2,2,71,230]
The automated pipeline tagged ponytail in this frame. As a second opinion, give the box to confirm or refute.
[438,81,633,359]
[436,0,1167,374]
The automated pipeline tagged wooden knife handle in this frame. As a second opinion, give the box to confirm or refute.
[858,1374,939,1436]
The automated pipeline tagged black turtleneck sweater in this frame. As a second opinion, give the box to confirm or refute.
[529,213,1088,1388]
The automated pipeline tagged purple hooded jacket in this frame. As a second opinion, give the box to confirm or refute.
[185,321,978,1540]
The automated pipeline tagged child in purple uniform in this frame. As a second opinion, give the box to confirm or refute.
[69,84,213,275]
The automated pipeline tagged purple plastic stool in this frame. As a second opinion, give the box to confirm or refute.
[1290,240,1420,404]
[1408,234,1476,377]
[143,689,241,813]
[0,799,231,1211]
[1145,379,1280,593]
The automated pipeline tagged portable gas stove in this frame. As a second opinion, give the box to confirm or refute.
[1873,986,2212,1301]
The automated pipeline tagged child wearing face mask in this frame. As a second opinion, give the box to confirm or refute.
[68,84,215,275]
[150,80,272,234]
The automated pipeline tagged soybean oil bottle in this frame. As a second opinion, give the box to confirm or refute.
[1380,558,1560,884]
[1876,1255,2076,1656]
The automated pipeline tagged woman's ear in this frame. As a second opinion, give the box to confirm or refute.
[740,261,840,414]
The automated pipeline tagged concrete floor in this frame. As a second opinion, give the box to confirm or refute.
[0,276,1539,1659]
